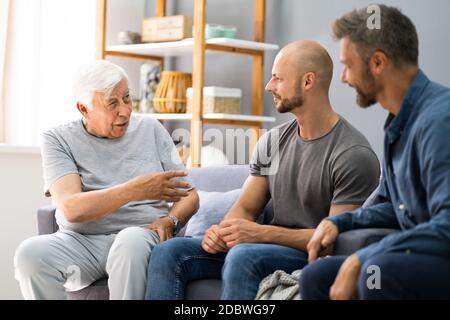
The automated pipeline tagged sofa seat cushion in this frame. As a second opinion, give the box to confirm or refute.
[67,278,109,300]
[185,279,222,300]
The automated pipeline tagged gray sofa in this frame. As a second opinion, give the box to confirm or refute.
[36,165,397,300]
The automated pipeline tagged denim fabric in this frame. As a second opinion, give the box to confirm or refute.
[145,237,308,300]
[300,253,450,299]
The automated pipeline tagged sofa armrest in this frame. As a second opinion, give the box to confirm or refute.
[334,228,398,256]
[37,205,58,235]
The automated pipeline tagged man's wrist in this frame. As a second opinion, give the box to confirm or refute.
[167,214,181,233]
[326,216,342,233]
[347,254,362,269]
[258,224,271,243]
[122,177,146,202]
[115,181,137,202]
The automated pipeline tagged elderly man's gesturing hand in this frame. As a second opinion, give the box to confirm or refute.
[131,171,191,202]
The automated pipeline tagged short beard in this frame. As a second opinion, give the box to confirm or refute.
[277,92,304,113]
[355,65,379,108]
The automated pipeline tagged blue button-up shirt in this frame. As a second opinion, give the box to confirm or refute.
[328,70,450,262]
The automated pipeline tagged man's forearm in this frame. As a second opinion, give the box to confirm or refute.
[61,181,137,223]
[168,189,199,225]
[223,205,259,222]
[258,225,315,251]
[327,202,400,233]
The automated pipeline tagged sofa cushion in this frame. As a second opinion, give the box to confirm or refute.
[183,189,241,237]
[185,279,222,300]
[66,278,109,300]
[334,228,398,255]
[188,165,248,192]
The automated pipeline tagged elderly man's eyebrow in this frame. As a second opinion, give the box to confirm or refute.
[105,97,118,104]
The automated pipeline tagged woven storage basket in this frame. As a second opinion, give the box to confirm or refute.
[153,71,192,113]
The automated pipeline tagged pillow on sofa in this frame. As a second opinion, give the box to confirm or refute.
[183,189,241,237]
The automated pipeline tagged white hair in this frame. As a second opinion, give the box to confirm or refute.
[73,60,129,110]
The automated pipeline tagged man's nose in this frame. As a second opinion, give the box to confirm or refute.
[119,101,132,115]
[265,79,273,92]
[340,68,347,83]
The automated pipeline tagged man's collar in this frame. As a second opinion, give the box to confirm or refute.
[385,69,429,143]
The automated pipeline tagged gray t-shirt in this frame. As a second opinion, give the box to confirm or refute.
[41,113,191,235]
[250,116,380,228]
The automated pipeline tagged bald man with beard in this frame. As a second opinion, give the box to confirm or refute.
[145,40,380,300]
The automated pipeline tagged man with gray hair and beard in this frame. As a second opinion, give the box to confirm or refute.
[14,60,199,299]
[145,40,380,300]
[302,5,450,300]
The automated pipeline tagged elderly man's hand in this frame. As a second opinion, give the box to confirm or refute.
[131,171,191,202]
[218,219,262,249]
[201,224,229,254]
[330,254,361,300]
[307,219,339,262]
[147,216,175,242]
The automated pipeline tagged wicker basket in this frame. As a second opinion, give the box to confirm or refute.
[153,71,192,113]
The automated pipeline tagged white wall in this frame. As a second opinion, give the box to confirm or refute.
[0,146,50,299]
[106,0,147,99]
[4,0,96,146]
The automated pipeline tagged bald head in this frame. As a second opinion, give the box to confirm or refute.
[278,40,334,92]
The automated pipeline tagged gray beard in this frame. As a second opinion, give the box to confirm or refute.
[356,89,377,108]
[355,66,379,108]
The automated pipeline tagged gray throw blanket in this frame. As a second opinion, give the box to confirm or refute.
[255,269,302,300]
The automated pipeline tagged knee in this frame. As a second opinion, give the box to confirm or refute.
[114,227,153,252]
[223,244,255,277]
[14,237,49,276]
[299,257,347,300]
[150,238,188,267]
[299,259,332,299]
[148,238,203,281]
[108,227,154,262]
[299,261,326,290]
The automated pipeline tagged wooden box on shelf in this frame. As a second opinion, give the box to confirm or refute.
[142,15,193,42]
[186,87,241,114]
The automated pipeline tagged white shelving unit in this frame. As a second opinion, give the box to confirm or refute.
[107,38,279,57]
[96,0,276,167]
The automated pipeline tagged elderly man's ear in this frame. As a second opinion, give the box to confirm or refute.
[77,102,90,117]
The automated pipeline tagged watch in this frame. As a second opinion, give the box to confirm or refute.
[168,215,181,233]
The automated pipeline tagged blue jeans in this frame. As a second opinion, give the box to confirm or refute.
[145,237,308,300]
[300,253,450,299]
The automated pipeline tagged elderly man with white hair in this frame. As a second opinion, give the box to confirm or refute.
[14,60,199,300]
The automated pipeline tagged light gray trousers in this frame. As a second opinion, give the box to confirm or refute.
[14,226,159,300]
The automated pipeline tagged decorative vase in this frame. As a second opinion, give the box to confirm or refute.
[153,71,192,113]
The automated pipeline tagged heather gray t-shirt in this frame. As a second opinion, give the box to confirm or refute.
[250,116,380,228]
[41,113,192,235]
